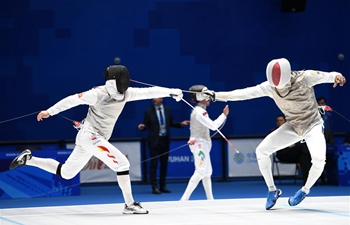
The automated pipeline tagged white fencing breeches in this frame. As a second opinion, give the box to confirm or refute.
[256,122,326,190]
[190,139,212,178]
[59,121,130,179]
[181,139,213,200]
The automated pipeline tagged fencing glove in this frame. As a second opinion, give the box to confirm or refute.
[170,88,183,102]
[202,88,216,102]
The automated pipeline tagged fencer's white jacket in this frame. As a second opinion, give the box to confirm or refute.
[214,70,338,136]
[47,86,178,140]
[189,103,226,143]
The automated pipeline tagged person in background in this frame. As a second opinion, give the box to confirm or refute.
[138,98,190,194]
[180,85,228,201]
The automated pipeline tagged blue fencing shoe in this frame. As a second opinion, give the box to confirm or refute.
[288,188,308,206]
[265,189,282,210]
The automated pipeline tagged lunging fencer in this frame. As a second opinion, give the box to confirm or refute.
[9,65,184,214]
[180,85,229,201]
[202,58,346,209]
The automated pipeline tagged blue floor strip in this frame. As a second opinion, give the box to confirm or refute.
[1,179,349,209]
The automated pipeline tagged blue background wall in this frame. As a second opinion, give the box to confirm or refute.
[0,0,349,141]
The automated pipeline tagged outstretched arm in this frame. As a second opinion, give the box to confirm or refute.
[304,70,346,87]
[203,82,272,102]
[37,89,98,121]
[125,87,183,102]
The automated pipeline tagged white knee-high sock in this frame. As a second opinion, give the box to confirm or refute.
[26,156,59,174]
[303,163,324,194]
[180,173,202,201]
[117,174,134,206]
[258,157,276,191]
[202,176,214,200]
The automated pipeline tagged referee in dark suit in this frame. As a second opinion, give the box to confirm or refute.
[138,98,189,194]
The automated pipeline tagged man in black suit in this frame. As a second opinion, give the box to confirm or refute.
[138,98,190,194]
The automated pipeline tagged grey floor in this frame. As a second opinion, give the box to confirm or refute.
[1,196,349,225]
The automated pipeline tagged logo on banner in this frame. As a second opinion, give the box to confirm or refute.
[246,152,257,163]
[233,152,245,164]
[168,155,192,163]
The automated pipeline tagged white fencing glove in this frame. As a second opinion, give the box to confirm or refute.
[202,88,216,102]
[170,88,183,102]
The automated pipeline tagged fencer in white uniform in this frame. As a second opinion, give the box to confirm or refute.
[10,65,184,214]
[202,58,346,209]
[180,85,228,201]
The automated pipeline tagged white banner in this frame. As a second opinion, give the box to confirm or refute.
[67,142,141,183]
[228,138,296,177]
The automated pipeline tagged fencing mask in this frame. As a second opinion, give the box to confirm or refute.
[189,85,207,103]
[266,58,291,88]
[104,65,130,92]
[104,65,130,100]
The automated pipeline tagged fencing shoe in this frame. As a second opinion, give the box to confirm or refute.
[265,189,282,210]
[288,188,308,206]
[9,149,32,170]
[122,202,149,214]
